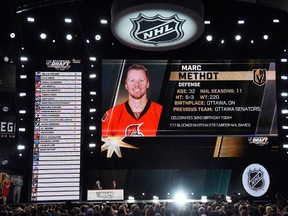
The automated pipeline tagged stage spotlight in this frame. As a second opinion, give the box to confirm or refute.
[281,76,287,80]
[40,33,47,39]
[89,126,96,130]
[206,35,212,41]
[100,19,108,24]
[89,143,96,148]
[282,126,288,129]
[201,196,208,203]
[204,20,210,24]
[281,58,287,62]
[128,196,135,203]
[221,40,225,44]
[226,196,232,203]
[3,56,9,62]
[95,35,101,41]
[65,18,72,23]
[19,128,26,132]
[89,108,96,113]
[281,93,287,97]
[235,35,241,41]
[90,91,96,95]
[152,196,159,203]
[238,20,245,24]
[153,196,159,200]
[10,33,15,38]
[19,92,26,97]
[66,34,73,40]
[1,159,8,166]
[19,110,26,114]
[263,34,269,40]
[273,19,279,23]
[17,145,25,150]
[282,109,288,113]
[89,74,96,78]
[86,39,90,43]
[20,75,27,79]
[283,144,288,148]
[20,56,28,61]
[174,192,188,204]
[251,40,254,44]
[89,57,96,61]
[27,17,35,22]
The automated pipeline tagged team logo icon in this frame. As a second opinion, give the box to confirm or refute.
[242,163,270,197]
[130,13,185,46]
[125,123,144,137]
[253,69,266,86]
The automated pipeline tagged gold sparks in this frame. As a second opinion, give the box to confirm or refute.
[101,137,139,158]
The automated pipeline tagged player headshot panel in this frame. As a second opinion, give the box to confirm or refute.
[102,60,167,137]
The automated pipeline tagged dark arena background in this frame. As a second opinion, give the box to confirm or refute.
[0,0,288,206]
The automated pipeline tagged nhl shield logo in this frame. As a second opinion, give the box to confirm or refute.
[253,69,266,86]
[248,169,264,190]
[130,13,186,46]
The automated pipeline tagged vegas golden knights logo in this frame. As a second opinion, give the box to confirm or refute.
[253,69,266,86]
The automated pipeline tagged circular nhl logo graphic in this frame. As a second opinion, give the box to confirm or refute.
[111,0,204,51]
[242,163,270,197]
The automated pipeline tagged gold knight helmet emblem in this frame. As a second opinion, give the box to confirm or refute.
[253,69,266,86]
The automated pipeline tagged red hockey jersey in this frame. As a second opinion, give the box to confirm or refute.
[102,100,162,137]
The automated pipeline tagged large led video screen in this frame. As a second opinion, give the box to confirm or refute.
[101,59,277,159]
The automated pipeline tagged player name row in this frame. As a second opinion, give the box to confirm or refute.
[35,122,81,126]
[35,106,81,110]
[35,127,81,130]
[35,93,81,96]
[36,97,81,101]
[35,110,81,114]
[35,118,80,122]
[34,147,81,151]
[33,161,80,165]
[35,143,80,147]
[37,89,81,92]
[35,135,81,139]
[36,101,81,105]
[36,80,81,84]
[36,72,81,75]
[39,76,81,80]
[33,152,80,156]
[35,114,81,117]
[31,175,80,179]
[35,131,81,135]
[37,85,81,88]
